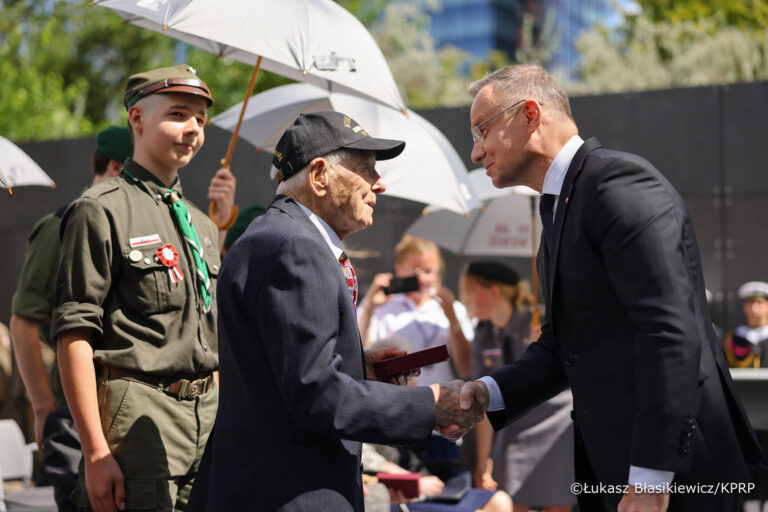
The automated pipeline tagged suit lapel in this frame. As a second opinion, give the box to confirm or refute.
[547,137,603,295]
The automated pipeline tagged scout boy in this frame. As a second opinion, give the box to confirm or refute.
[53,64,234,512]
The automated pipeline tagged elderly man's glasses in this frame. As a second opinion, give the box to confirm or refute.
[471,98,526,145]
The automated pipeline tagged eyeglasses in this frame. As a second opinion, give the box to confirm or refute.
[471,98,526,145]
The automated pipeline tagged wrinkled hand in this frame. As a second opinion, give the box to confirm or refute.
[618,487,669,512]
[364,346,420,385]
[361,273,393,309]
[430,380,486,441]
[208,166,237,225]
[84,449,125,512]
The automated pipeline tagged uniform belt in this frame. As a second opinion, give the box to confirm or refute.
[102,366,213,400]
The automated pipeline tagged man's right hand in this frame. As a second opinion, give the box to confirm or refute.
[430,380,486,440]
[85,449,125,512]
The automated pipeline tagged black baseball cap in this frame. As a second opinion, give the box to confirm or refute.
[272,111,405,182]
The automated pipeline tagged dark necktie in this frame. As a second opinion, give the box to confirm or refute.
[338,251,358,308]
[539,193,556,248]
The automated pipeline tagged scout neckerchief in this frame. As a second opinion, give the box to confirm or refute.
[338,251,358,308]
[122,168,212,313]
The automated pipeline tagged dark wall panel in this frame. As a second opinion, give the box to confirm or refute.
[4,82,768,335]
[723,82,768,194]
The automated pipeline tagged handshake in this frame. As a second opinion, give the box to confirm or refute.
[428,380,489,442]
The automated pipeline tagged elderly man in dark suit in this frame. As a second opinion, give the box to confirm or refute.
[188,112,483,512]
[458,65,765,512]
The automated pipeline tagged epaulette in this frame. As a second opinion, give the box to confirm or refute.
[79,176,122,200]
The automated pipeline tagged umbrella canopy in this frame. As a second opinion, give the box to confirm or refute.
[0,136,55,193]
[93,0,406,112]
[211,83,478,215]
[407,168,539,257]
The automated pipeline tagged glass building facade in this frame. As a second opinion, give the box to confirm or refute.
[427,0,626,73]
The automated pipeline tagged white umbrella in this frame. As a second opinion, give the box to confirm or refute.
[0,136,55,195]
[211,83,479,215]
[407,168,539,256]
[93,0,405,112]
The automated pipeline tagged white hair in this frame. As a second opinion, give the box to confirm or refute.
[274,148,367,195]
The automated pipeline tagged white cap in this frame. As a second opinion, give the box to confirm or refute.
[738,281,768,301]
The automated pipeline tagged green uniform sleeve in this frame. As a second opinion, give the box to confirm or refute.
[52,198,114,338]
[11,214,62,321]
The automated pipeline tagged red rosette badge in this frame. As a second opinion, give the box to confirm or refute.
[157,244,185,284]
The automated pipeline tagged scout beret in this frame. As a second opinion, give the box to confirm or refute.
[96,126,133,163]
[271,111,405,182]
[738,281,768,301]
[124,64,213,110]
[466,260,520,286]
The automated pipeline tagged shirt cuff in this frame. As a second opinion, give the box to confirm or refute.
[478,376,504,411]
[628,466,675,486]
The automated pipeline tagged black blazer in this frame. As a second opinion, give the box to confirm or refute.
[487,138,764,509]
[189,196,435,511]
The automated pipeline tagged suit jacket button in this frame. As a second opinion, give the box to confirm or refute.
[564,355,577,366]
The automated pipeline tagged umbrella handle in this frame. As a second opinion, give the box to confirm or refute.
[209,56,263,229]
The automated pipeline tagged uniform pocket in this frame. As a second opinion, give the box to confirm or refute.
[103,378,132,444]
[122,250,184,313]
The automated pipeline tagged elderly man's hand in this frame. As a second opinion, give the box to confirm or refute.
[208,166,237,226]
[429,380,486,441]
[364,346,420,384]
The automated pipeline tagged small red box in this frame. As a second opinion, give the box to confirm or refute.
[376,472,420,498]
[373,345,449,378]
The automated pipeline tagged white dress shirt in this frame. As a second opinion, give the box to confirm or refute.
[479,134,674,487]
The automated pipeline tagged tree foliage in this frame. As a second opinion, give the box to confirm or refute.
[370,2,471,108]
[634,0,768,31]
[568,6,768,95]
[0,0,290,141]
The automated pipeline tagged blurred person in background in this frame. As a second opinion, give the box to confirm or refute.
[723,281,768,511]
[724,281,768,368]
[358,234,474,383]
[358,234,475,480]
[461,261,574,512]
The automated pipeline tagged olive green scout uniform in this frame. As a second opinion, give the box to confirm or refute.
[12,211,62,361]
[52,66,220,512]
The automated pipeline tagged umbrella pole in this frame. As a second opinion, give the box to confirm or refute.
[209,55,263,226]
[530,196,540,326]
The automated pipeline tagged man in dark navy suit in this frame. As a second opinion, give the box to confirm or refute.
[458,65,765,511]
[189,112,484,512]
